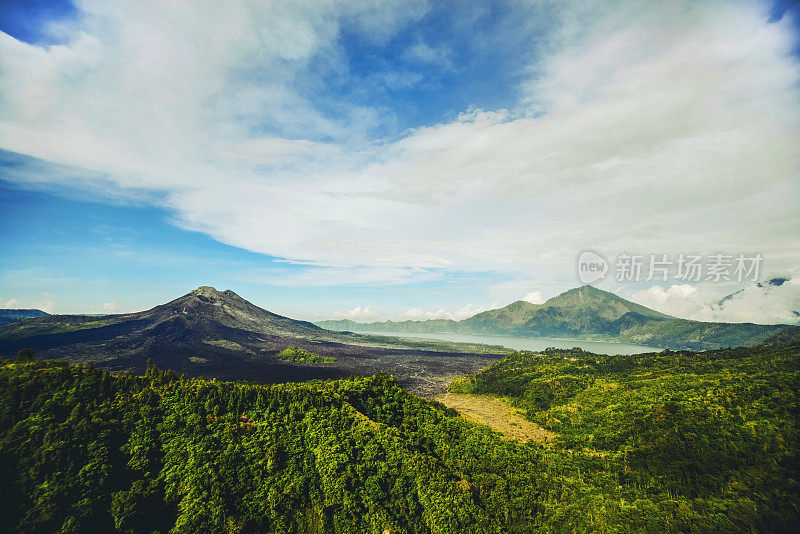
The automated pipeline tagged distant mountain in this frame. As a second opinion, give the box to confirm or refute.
[322,317,460,334]
[318,285,788,350]
[0,286,504,395]
[0,309,49,326]
[0,286,321,344]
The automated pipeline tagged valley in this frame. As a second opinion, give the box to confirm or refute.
[3,284,797,397]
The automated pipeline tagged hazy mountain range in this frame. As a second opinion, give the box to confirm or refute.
[1,285,795,394]
[318,285,793,350]
[0,309,49,326]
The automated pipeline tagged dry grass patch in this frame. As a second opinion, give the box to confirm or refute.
[434,393,556,444]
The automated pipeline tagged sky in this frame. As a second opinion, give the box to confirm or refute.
[0,0,798,324]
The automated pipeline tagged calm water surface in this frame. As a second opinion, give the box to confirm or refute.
[373,331,662,355]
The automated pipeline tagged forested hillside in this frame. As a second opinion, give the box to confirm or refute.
[452,345,800,532]
[0,345,797,532]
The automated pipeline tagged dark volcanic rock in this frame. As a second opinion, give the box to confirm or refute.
[0,286,503,396]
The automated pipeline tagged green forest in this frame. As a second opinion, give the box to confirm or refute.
[452,345,800,532]
[275,347,336,364]
[0,344,797,533]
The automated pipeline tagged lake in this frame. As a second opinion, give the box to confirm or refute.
[372,331,662,355]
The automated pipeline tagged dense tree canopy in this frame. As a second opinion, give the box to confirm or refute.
[454,345,800,532]
[0,344,797,532]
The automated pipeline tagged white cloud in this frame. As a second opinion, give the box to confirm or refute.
[233,266,442,287]
[627,284,717,319]
[402,307,438,320]
[627,276,800,324]
[402,41,452,67]
[402,302,494,321]
[0,0,798,305]
[712,276,800,324]
[30,294,56,314]
[0,295,56,313]
[522,291,545,305]
[219,138,340,164]
[334,305,376,320]
[0,294,70,314]
[101,300,118,314]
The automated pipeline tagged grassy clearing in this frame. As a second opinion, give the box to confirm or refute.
[434,392,556,443]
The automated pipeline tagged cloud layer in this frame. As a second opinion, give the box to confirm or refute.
[334,305,376,320]
[0,0,798,298]
[626,275,800,325]
[402,302,496,321]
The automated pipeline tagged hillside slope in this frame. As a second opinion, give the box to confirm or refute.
[450,344,800,531]
[762,324,800,347]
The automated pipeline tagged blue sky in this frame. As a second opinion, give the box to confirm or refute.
[0,0,799,323]
[0,178,516,318]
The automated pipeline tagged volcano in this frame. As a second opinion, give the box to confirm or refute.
[0,286,504,395]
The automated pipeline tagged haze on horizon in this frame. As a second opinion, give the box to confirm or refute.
[0,0,798,326]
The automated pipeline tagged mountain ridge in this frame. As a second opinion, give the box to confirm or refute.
[0,286,505,395]
[317,285,789,350]
[0,308,50,327]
